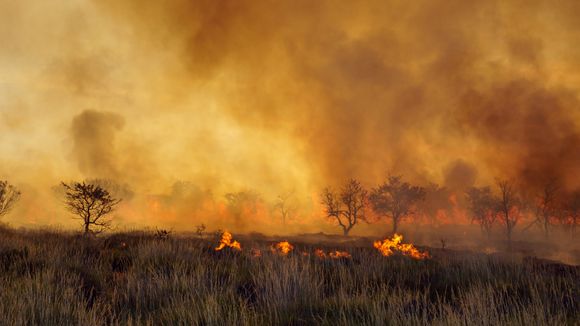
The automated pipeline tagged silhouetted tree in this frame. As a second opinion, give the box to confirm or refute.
[525,179,560,239]
[370,175,425,234]
[0,180,20,218]
[495,179,520,250]
[62,181,121,235]
[321,179,367,236]
[466,186,496,239]
[274,191,296,226]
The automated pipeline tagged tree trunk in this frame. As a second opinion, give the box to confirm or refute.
[392,217,399,235]
[343,228,349,236]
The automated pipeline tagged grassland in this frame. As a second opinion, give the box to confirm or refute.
[0,226,577,325]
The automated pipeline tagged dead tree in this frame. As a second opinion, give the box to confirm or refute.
[495,179,520,250]
[0,180,21,218]
[369,175,425,234]
[321,179,367,236]
[465,186,496,239]
[274,191,296,226]
[525,179,560,239]
[62,181,121,235]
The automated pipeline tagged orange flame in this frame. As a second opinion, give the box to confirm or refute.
[314,249,326,258]
[314,249,351,259]
[215,231,242,251]
[271,241,294,256]
[373,234,429,260]
[250,248,262,257]
[329,250,352,259]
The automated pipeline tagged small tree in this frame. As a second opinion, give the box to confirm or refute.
[274,191,296,226]
[321,179,367,236]
[465,186,496,239]
[0,180,21,218]
[62,181,121,235]
[530,179,560,239]
[370,175,425,234]
[495,179,520,250]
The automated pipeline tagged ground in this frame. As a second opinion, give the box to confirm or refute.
[0,226,578,325]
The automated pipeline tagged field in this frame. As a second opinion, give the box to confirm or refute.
[0,226,578,326]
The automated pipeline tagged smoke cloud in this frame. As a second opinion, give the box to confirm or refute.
[1,0,579,236]
[71,110,125,179]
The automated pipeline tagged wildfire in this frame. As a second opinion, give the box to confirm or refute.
[215,231,242,251]
[314,249,351,259]
[373,234,429,260]
[329,250,352,259]
[271,241,294,256]
[250,248,262,257]
[314,249,326,258]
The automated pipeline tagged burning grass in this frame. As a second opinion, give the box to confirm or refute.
[215,231,242,251]
[374,233,430,259]
[0,227,577,325]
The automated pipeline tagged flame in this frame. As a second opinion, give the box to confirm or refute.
[314,249,326,258]
[250,248,262,257]
[373,234,429,260]
[329,250,351,259]
[271,241,294,256]
[314,249,351,259]
[215,231,242,251]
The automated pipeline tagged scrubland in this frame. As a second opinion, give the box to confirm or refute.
[0,226,577,326]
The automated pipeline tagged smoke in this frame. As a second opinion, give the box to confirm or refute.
[71,110,125,179]
[444,160,477,192]
[0,0,579,239]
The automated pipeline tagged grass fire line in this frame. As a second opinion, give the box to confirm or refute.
[214,231,427,260]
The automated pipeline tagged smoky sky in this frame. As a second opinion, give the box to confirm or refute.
[1,0,580,220]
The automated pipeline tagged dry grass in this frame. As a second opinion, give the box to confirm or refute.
[0,226,577,325]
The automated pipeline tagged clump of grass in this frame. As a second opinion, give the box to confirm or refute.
[0,229,577,325]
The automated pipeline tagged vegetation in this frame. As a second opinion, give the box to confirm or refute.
[370,175,426,234]
[321,179,368,236]
[466,186,496,239]
[0,227,577,325]
[0,180,20,218]
[62,181,122,235]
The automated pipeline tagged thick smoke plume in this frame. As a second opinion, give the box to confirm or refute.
[71,110,125,179]
[0,0,579,240]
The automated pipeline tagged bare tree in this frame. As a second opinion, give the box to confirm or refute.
[0,180,21,218]
[321,179,367,236]
[274,191,296,226]
[369,175,425,234]
[527,179,560,238]
[495,179,520,250]
[62,181,121,235]
[465,186,496,239]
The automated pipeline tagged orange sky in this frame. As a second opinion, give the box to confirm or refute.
[1,0,579,231]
